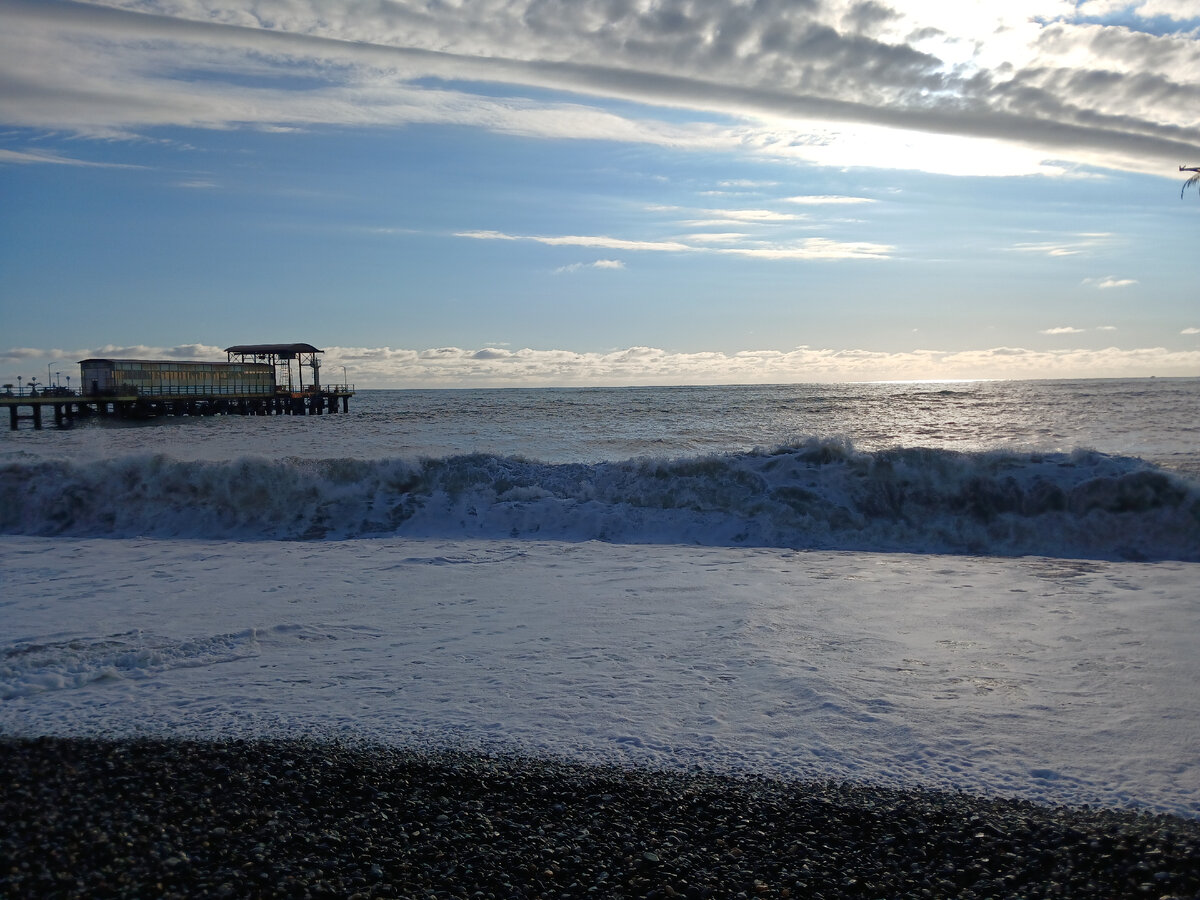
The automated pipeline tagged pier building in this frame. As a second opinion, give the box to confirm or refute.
[3,343,354,430]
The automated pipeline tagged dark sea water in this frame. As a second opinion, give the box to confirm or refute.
[3,378,1198,559]
[354,378,1200,472]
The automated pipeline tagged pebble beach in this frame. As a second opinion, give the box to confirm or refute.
[4,736,1199,899]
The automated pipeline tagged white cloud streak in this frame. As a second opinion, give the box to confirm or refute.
[457,229,894,260]
[554,259,625,273]
[1084,275,1139,289]
[784,195,876,205]
[0,148,142,168]
[1011,233,1115,257]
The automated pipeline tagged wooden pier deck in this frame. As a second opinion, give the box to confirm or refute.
[2,388,355,430]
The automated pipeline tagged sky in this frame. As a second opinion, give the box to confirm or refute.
[1,0,1199,387]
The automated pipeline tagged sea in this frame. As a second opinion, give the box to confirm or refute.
[2,377,1199,815]
[3,378,1198,558]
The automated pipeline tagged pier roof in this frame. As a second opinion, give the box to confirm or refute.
[225,343,322,356]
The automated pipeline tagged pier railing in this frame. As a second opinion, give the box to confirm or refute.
[2,386,76,399]
[285,385,356,395]
[5,384,356,400]
[5,384,356,430]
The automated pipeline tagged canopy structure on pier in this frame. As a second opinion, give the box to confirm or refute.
[225,343,323,393]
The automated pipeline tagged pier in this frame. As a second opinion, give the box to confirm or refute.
[2,387,355,430]
[5,342,355,430]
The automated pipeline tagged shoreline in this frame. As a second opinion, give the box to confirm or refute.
[4,736,1198,899]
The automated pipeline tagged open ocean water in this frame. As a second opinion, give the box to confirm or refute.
[3,377,1199,559]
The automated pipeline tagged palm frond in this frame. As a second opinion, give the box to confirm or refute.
[1182,165,1200,199]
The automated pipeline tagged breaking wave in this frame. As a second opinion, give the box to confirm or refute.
[3,440,1198,560]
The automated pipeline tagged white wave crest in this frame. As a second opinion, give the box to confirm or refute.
[2,442,1197,559]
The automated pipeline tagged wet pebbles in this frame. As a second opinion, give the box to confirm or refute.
[3,736,1198,899]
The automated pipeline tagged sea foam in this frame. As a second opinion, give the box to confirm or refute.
[1,629,262,700]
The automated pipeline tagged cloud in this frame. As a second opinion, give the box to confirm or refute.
[459,229,893,260]
[1084,276,1138,289]
[706,179,780,194]
[0,148,142,168]
[670,207,804,224]
[719,238,894,260]
[1040,326,1086,334]
[1,347,50,361]
[460,230,694,252]
[308,343,1200,385]
[554,259,626,273]
[1,0,1198,177]
[9,342,1199,387]
[1077,0,1200,23]
[1183,327,1200,334]
[0,343,227,369]
[1018,245,1086,258]
[216,342,1200,385]
[784,195,876,205]
[92,343,227,360]
[1011,233,1114,257]
[683,233,752,244]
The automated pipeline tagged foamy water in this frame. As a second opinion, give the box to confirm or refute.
[3,538,1197,816]
[2,378,1198,816]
